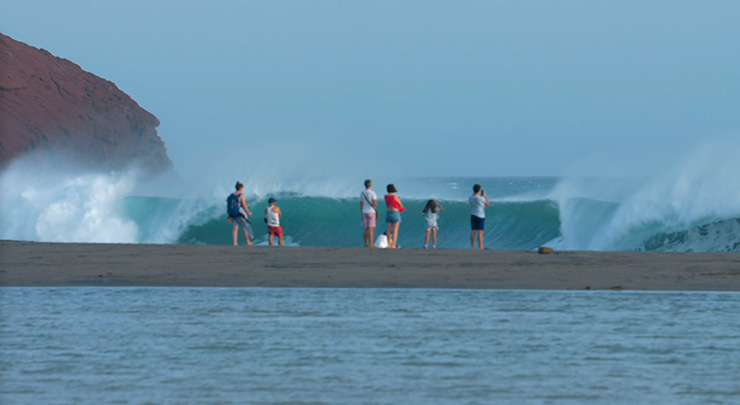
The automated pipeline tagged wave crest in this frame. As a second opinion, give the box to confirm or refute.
[3,142,740,252]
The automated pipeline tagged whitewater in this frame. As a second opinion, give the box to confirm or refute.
[2,142,740,252]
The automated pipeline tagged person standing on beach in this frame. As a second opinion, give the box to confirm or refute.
[265,197,283,246]
[228,181,254,246]
[360,179,379,247]
[384,184,404,249]
[469,184,490,249]
[423,199,444,249]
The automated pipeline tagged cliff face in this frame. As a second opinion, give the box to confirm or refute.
[0,33,172,173]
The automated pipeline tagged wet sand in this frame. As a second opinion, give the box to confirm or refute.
[1,240,738,290]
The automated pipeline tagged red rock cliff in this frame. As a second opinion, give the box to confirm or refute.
[0,33,172,173]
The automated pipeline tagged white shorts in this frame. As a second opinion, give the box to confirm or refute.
[425,221,438,231]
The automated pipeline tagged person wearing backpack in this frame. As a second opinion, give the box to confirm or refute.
[227,181,254,246]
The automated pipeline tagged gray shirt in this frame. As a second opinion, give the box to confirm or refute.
[469,195,487,218]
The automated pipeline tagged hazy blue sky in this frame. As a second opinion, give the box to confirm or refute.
[3,1,739,178]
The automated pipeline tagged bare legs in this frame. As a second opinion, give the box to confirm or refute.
[268,233,284,247]
[387,221,401,249]
[424,229,438,248]
[233,226,254,246]
[243,231,254,246]
[471,230,484,249]
[364,227,375,248]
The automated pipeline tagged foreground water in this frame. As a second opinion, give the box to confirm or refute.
[2,288,739,404]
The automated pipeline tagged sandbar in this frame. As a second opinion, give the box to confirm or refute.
[1,240,738,290]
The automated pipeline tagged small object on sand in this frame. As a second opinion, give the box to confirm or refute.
[538,246,554,254]
[610,285,624,290]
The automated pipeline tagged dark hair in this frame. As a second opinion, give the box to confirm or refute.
[235,181,244,191]
[423,200,439,214]
[473,184,482,193]
[387,184,397,193]
[364,179,372,188]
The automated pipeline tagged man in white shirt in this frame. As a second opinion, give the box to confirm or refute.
[469,184,490,249]
[360,179,378,247]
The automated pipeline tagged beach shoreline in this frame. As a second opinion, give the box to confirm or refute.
[1,240,738,290]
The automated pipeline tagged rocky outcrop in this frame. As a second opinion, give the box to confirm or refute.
[0,33,172,173]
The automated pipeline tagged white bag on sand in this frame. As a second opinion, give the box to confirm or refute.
[375,234,388,249]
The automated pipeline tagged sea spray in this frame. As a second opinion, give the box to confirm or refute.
[596,142,740,250]
[3,143,740,251]
[0,157,139,243]
[549,139,740,251]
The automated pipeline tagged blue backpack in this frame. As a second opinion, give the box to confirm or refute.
[226,193,242,218]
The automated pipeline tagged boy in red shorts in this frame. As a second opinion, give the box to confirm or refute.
[265,197,283,246]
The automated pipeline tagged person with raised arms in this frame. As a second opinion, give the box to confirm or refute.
[423,199,444,249]
[469,184,490,249]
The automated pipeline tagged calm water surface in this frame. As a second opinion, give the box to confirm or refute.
[1,288,739,404]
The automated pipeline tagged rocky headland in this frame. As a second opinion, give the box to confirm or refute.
[0,33,172,173]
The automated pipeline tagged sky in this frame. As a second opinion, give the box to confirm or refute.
[3,1,739,178]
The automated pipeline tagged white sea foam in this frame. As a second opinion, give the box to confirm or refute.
[3,139,739,251]
[550,139,740,251]
[0,156,139,243]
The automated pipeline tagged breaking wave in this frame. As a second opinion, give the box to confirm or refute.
[2,141,739,252]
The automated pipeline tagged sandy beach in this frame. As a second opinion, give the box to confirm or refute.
[0,240,738,290]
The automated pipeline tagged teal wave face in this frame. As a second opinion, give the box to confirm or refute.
[120,196,221,244]
[117,194,740,252]
[6,151,738,252]
[613,217,740,252]
[172,197,562,249]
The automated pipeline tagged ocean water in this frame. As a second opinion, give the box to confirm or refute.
[2,142,740,252]
[2,288,739,404]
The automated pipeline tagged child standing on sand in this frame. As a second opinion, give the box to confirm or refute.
[423,199,444,249]
[265,197,283,246]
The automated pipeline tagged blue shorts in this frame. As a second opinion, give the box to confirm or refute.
[386,211,402,224]
[471,215,485,231]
